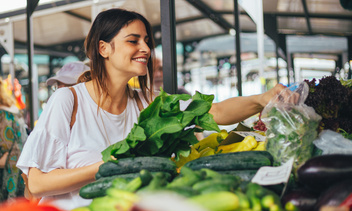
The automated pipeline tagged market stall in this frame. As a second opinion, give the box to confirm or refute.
[1,76,351,211]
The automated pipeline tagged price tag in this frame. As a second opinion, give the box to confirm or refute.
[251,157,294,185]
[234,131,266,142]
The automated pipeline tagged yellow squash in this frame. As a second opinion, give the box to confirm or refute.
[193,129,228,152]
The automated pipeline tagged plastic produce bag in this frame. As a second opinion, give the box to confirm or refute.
[313,130,352,155]
[261,82,322,172]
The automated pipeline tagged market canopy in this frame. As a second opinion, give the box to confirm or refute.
[0,0,351,59]
[0,0,351,128]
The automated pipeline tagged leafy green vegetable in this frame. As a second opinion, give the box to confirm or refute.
[263,106,321,172]
[102,89,220,162]
[304,76,352,134]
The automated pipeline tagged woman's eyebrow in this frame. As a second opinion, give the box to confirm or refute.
[124,34,141,38]
[124,34,149,39]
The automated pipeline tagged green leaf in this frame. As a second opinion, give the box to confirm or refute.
[102,140,131,162]
[138,95,162,123]
[195,113,221,132]
[185,100,212,116]
[192,91,214,104]
[160,93,191,117]
[125,124,147,148]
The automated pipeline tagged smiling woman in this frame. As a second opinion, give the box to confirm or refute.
[16,8,156,210]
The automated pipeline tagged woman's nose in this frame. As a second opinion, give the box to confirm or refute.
[139,42,150,54]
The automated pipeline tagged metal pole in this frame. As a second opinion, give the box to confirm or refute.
[160,0,177,94]
[234,0,242,96]
[27,0,39,129]
[348,36,352,79]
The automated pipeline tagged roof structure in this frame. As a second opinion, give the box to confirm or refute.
[0,0,351,59]
[0,0,351,128]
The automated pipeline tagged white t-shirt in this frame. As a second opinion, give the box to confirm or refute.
[16,83,150,210]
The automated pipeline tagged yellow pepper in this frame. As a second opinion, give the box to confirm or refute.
[174,146,200,168]
[253,130,266,136]
[199,147,215,157]
[252,141,265,151]
[217,142,241,153]
[228,136,258,153]
[193,129,228,152]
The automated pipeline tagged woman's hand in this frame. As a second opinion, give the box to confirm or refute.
[257,83,286,108]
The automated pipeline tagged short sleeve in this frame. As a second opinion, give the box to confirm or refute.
[16,87,75,175]
[16,129,67,175]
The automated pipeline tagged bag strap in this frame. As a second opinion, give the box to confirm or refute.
[133,90,143,112]
[69,87,78,129]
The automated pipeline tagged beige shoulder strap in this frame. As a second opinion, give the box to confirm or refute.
[133,90,143,112]
[69,87,78,129]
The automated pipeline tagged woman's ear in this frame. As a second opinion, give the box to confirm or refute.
[99,40,110,59]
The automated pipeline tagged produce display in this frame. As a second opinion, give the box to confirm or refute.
[76,163,286,211]
[0,77,342,211]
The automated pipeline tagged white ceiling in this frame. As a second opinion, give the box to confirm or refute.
[0,0,351,57]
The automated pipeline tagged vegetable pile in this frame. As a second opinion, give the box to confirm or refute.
[102,89,220,162]
[78,150,285,211]
[304,76,352,136]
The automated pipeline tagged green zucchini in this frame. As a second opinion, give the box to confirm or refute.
[98,156,177,177]
[80,171,158,199]
[166,167,204,188]
[162,186,200,198]
[80,175,119,199]
[184,151,273,171]
[218,169,258,182]
[137,172,170,193]
[192,179,240,193]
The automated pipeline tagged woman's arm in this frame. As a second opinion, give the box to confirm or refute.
[209,84,285,125]
[28,161,104,198]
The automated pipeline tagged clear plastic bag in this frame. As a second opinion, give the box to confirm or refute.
[313,130,352,155]
[261,82,322,171]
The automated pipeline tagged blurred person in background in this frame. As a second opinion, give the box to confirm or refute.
[153,57,190,95]
[0,78,28,202]
[35,61,90,126]
[46,61,90,90]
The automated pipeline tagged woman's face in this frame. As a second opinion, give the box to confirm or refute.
[104,19,151,80]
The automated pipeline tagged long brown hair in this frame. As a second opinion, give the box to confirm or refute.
[83,8,155,106]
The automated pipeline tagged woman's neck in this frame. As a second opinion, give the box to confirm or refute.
[86,80,128,115]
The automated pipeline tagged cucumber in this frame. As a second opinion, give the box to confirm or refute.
[80,171,164,199]
[184,151,273,171]
[80,175,119,199]
[162,186,200,198]
[192,179,240,193]
[98,156,177,177]
[137,172,170,193]
[218,169,258,182]
[189,191,240,211]
[166,167,204,188]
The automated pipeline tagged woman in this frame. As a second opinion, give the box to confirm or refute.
[0,78,28,202]
[17,8,284,210]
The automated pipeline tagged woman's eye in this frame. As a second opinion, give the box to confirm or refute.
[128,40,138,44]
